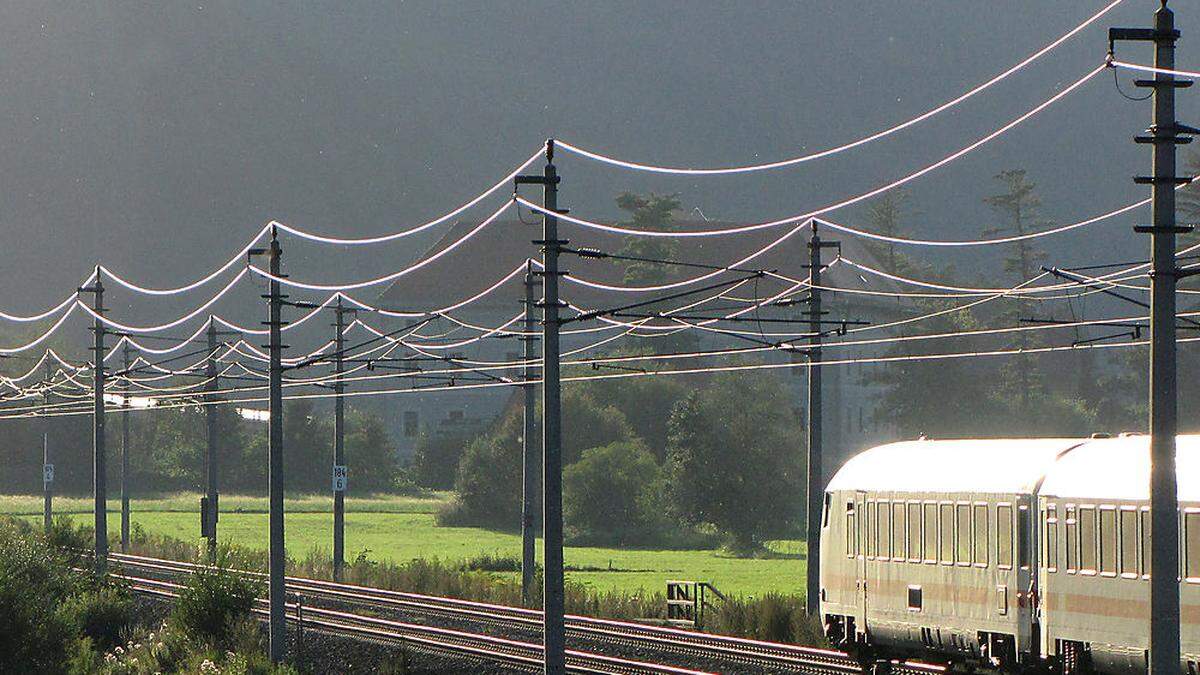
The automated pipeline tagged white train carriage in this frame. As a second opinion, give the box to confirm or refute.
[819,435,1200,674]
[1037,435,1200,675]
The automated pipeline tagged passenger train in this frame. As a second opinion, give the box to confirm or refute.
[819,434,1199,674]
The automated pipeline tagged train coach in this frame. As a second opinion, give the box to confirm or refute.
[819,434,1199,674]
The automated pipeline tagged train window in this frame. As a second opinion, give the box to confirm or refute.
[879,501,892,560]
[1099,508,1117,576]
[1079,507,1097,573]
[1018,505,1031,569]
[822,493,831,528]
[858,497,867,558]
[997,505,1013,570]
[956,504,971,565]
[867,502,878,559]
[846,501,856,559]
[1045,507,1059,572]
[1186,512,1200,582]
[939,504,954,565]
[1065,506,1078,573]
[894,502,906,561]
[1140,509,1150,578]
[973,504,988,567]
[923,503,937,564]
[1120,509,1138,578]
[907,503,922,563]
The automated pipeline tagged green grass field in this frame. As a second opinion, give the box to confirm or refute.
[1,492,806,596]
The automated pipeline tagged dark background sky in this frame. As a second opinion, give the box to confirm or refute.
[0,1,1195,345]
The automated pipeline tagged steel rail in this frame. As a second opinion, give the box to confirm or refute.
[114,571,709,675]
[106,551,945,674]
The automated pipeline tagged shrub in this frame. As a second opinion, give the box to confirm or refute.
[705,593,826,645]
[171,553,263,648]
[563,440,667,546]
[436,432,521,530]
[58,584,135,651]
[0,517,82,673]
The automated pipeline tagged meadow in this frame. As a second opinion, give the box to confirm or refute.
[0,492,806,596]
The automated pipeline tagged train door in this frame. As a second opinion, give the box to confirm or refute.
[855,490,869,639]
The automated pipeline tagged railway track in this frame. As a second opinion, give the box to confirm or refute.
[107,551,945,675]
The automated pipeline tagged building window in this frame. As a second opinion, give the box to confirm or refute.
[997,505,1013,570]
[403,411,419,438]
[1120,508,1138,578]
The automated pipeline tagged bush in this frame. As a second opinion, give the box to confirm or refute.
[564,440,667,546]
[0,517,86,673]
[411,430,474,489]
[436,432,522,529]
[706,593,826,646]
[58,585,135,651]
[171,553,263,648]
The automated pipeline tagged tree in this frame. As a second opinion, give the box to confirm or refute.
[437,385,634,529]
[982,169,1052,413]
[281,400,332,492]
[615,192,682,286]
[410,429,473,490]
[983,169,1049,283]
[344,407,399,493]
[665,372,803,553]
[863,189,914,273]
[583,373,688,462]
[564,440,665,545]
[864,298,993,438]
[438,411,523,529]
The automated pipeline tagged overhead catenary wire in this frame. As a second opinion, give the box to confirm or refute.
[8,330,1197,422]
[553,0,1126,175]
[519,64,1108,239]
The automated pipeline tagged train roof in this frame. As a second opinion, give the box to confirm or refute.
[1039,434,1200,501]
[826,435,1200,500]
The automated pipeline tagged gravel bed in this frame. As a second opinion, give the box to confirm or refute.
[118,561,816,674]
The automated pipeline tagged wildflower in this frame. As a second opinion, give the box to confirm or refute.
[114,646,124,655]
[200,659,220,674]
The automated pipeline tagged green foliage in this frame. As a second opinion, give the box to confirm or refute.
[171,553,263,648]
[666,373,804,553]
[615,192,682,285]
[411,429,473,489]
[583,375,688,462]
[706,593,826,646]
[59,585,136,651]
[862,188,916,274]
[345,407,400,492]
[564,440,666,545]
[437,387,633,528]
[437,430,521,529]
[983,168,1049,282]
[0,518,81,673]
